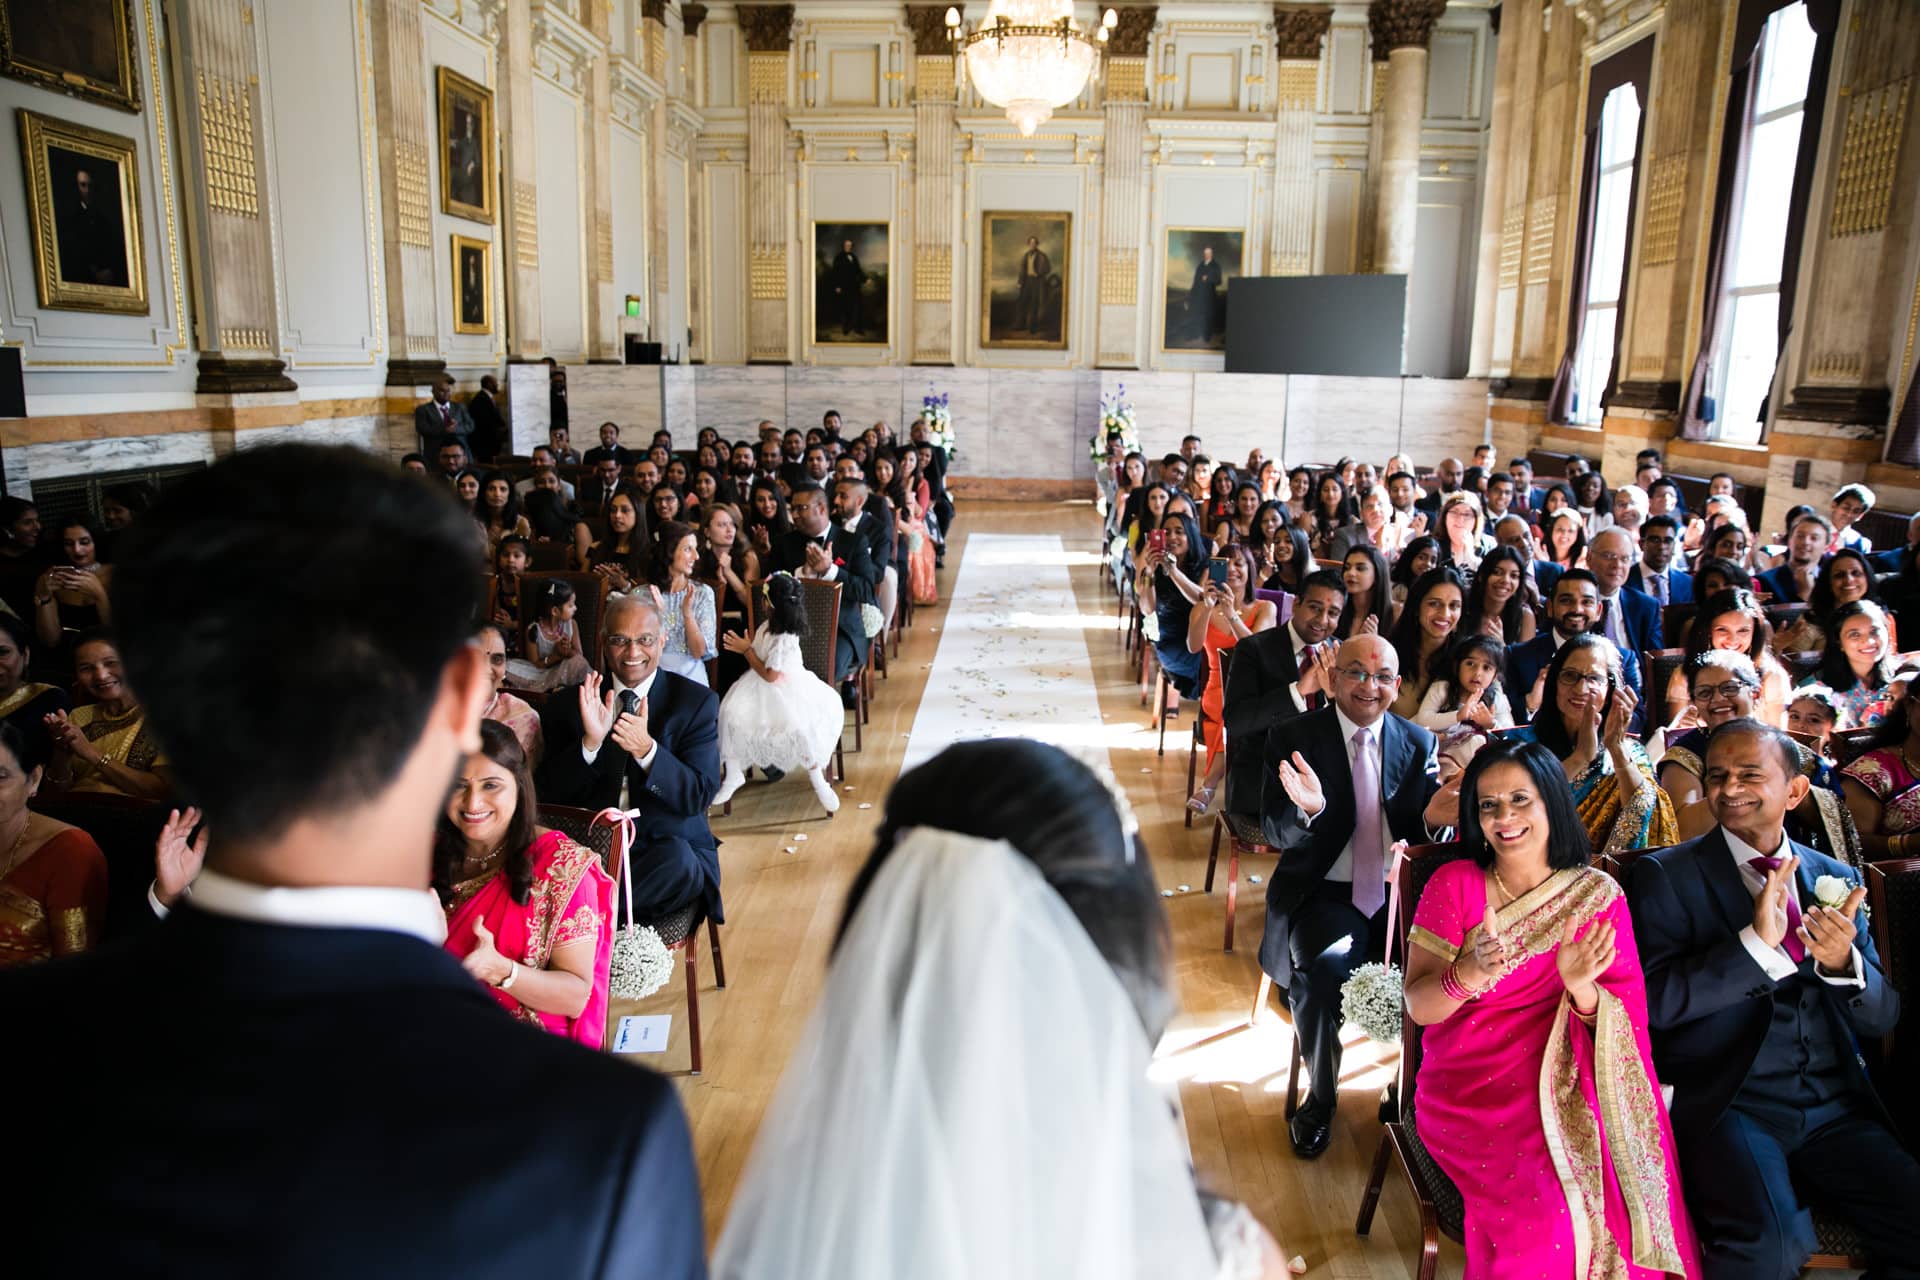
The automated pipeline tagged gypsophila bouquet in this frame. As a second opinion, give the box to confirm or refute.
[920,386,956,458]
[609,921,674,1000]
[1092,383,1140,460]
[1340,961,1405,1046]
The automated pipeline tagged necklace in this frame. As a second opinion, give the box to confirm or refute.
[461,839,507,873]
[1491,866,1516,904]
[0,813,33,880]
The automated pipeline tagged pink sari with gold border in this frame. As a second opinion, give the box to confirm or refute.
[1410,860,1702,1279]
[444,830,615,1049]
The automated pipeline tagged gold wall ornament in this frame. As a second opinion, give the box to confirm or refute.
[435,66,496,223]
[915,53,955,101]
[1524,195,1556,283]
[16,109,149,315]
[1273,60,1316,111]
[197,69,259,218]
[914,245,951,302]
[512,182,539,269]
[217,326,270,350]
[1638,154,1685,267]
[451,234,492,335]
[0,0,141,112]
[396,140,432,249]
[748,52,788,104]
[1829,78,1910,238]
[595,217,613,282]
[1808,350,1865,382]
[751,246,787,299]
[1106,57,1148,103]
[1100,248,1138,305]
[1497,204,1524,289]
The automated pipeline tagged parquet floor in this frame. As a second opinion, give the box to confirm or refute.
[611,500,1463,1278]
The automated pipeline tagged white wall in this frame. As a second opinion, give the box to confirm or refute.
[610,120,648,333]
[534,77,586,359]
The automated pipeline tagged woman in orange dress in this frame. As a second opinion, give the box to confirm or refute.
[1185,543,1275,814]
[0,719,108,967]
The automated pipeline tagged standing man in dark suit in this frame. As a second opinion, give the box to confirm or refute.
[1220,569,1345,816]
[1630,515,1693,605]
[582,421,632,469]
[538,594,722,924]
[768,482,881,696]
[3,445,705,1277]
[1259,634,1444,1159]
[466,373,505,463]
[1630,721,1919,1277]
[415,373,475,458]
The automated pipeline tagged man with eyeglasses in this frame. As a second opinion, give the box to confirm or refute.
[1257,634,1450,1160]
[1221,569,1347,819]
[1586,528,1661,715]
[1504,569,1644,724]
[1631,515,1693,604]
[537,594,723,924]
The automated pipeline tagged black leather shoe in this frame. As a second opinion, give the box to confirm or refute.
[1289,1098,1333,1160]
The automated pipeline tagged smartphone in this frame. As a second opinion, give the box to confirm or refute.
[1146,529,1167,556]
[1207,557,1229,586]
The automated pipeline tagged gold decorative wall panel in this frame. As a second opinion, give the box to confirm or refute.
[595,218,613,282]
[217,326,270,350]
[1830,78,1910,238]
[1106,57,1147,103]
[1497,204,1523,289]
[1101,249,1139,304]
[647,21,668,80]
[1523,195,1556,283]
[395,140,432,248]
[1638,154,1686,267]
[751,246,786,299]
[914,245,951,302]
[749,52,788,104]
[1809,350,1866,382]
[513,181,539,269]
[1273,60,1316,110]
[915,54,955,101]
[198,70,259,218]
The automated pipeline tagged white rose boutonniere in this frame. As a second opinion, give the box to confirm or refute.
[1813,874,1854,911]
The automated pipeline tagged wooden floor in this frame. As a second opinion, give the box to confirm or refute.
[613,500,1463,1278]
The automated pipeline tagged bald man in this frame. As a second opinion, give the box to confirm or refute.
[1259,635,1445,1159]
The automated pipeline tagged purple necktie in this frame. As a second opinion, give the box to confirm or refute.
[1747,856,1806,962]
[1350,727,1385,916]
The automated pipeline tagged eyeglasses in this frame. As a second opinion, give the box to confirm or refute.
[1692,681,1756,701]
[1589,550,1632,566]
[1337,668,1399,688]
[1556,670,1608,689]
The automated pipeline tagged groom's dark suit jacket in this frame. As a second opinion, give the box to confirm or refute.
[767,525,881,678]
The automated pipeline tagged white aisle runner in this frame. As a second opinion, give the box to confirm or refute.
[900,533,1119,774]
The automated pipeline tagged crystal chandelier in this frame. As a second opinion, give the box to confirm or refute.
[945,2,1118,137]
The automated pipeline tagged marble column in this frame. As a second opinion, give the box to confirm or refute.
[738,5,795,363]
[1482,0,1547,447]
[904,6,957,364]
[1367,0,1445,278]
[585,0,619,362]
[368,0,445,385]
[497,0,544,360]
[1511,1,1581,385]
[1095,6,1157,367]
[684,6,710,363]
[643,0,673,349]
[172,0,295,397]
[1269,6,1332,277]
[1465,1,1516,377]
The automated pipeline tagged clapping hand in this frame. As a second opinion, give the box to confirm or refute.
[1360,612,1379,636]
[1459,699,1495,730]
[578,671,619,753]
[1423,771,1464,829]
[1601,686,1636,751]
[1296,641,1338,699]
[610,699,654,761]
[1460,906,1514,988]
[804,541,833,575]
[1275,750,1326,819]
[1751,854,1798,950]
[1408,512,1429,537]
[1800,884,1868,974]
[1557,916,1616,1009]
[462,919,514,987]
[721,630,754,656]
[43,709,97,763]
[154,806,208,908]
[1667,702,1702,736]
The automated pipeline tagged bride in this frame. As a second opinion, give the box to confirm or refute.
[713,738,1286,1280]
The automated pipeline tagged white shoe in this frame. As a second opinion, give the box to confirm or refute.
[713,762,746,807]
[807,767,841,814]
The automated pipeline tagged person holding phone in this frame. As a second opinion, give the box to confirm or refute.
[1185,545,1276,814]
[1135,513,1208,704]
[33,517,112,676]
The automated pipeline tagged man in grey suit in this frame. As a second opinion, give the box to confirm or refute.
[415,374,475,459]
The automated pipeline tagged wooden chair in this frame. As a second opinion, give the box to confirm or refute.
[1204,812,1270,954]
[1185,650,1221,829]
[1830,727,1878,767]
[526,539,571,571]
[796,578,847,781]
[1643,647,1687,733]
[539,803,725,1075]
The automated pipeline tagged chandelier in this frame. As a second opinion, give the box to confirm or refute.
[945,1,1119,137]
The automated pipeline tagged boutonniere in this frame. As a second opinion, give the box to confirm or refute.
[833,557,846,568]
[1813,875,1853,910]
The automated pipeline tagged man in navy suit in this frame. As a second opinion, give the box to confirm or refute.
[1259,635,1442,1159]
[1587,527,1661,684]
[3,446,706,1277]
[539,593,722,924]
[1220,570,1345,815]
[1504,569,1643,724]
[1757,513,1831,604]
[1629,514,1693,605]
[1508,457,1547,514]
[767,482,882,690]
[1630,721,1919,1278]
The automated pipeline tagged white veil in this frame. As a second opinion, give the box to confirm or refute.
[712,826,1219,1280]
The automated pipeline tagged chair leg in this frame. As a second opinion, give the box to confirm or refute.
[684,943,703,1076]
[1223,844,1240,951]
[1156,675,1169,757]
[1354,1130,1395,1235]
[1184,712,1202,828]
[1286,1032,1303,1118]
[1203,815,1222,892]
[834,734,845,782]
[1250,971,1271,1026]
[707,918,726,989]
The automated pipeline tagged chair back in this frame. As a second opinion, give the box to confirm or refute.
[1830,727,1878,767]
[527,539,571,571]
[1390,842,1475,1111]
[540,803,618,876]
[1867,857,1920,1001]
[1598,843,1667,887]
[1644,647,1687,727]
[519,572,611,659]
[796,578,842,686]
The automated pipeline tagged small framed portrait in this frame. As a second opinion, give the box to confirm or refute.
[436,66,494,223]
[451,234,491,335]
[17,109,146,314]
[0,0,140,113]
[981,211,1070,350]
[812,221,889,346]
[1162,228,1243,352]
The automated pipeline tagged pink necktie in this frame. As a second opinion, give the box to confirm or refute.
[1350,727,1385,916]
[441,404,452,426]
[1747,856,1805,963]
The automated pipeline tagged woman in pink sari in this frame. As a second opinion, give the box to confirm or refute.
[1405,738,1701,1279]
[435,721,614,1048]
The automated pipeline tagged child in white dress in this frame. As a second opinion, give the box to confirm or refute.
[713,573,844,814]
[1411,633,1514,778]
[505,579,592,692]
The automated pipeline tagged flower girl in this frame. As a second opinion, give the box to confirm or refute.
[713,573,844,814]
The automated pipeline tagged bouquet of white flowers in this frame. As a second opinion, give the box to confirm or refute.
[1340,961,1405,1046]
[1091,383,1140,460]
[919,386,956,459]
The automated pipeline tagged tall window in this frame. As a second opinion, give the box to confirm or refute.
[1711,3,1817,442]
[1569,85,1643,424]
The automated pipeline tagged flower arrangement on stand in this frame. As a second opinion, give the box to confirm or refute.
[919,386,956,460]
[1091,383,1140,460]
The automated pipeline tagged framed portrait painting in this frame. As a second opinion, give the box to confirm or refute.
[1162,228,1242,353]
[0,0,140,113]
[812,221,889,346]
[17,109,147,314]
[981,211,1069,350]
[451,234,491,335]
[437,66,494,223]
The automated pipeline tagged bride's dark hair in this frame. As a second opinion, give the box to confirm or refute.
[836,738,1174,1038]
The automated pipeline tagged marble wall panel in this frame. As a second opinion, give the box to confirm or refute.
[233,417,384,454]
[914,366,994,476]
[1191,373,1289,471]
[661,367,697,438]
[6,431,218,497]
[1100,371,1196,458]
[1283,377,1404,468]
[786,366,903,437]
[566,365,663,439]
[1397,378,1490,465]
[506,362,552,455]
[695,365,789,439]
[987,370,1082,479]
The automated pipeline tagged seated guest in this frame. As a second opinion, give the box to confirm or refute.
[476,624,542,762]
[452,467,481,507]
[1509,635,1675,856]
[1493,512,1560,599]
[1772,546,1879,657]
[513,448,576,502]
[1405,738,1701,1279]
[1586,529,1662,691]
[414,373,473,457]
[33,516,112,670]
[1829,482,1875,553]
[1629,514,1691,604]
[832,472,896,636]
[712,572,844,815]
[1415,457,1464,518]
[698,503,759,693]
[1603,482,1649,540]
[1436,492,1491,576]
[1756,512,1831,603]
[648,520,717,687]
[768,482,882,693]
[1506,568,1602,718]
[1133,512,1207,700]
[648,482,684,538]
[0,719,108,967]
[508,580,592,693]
[525,481,586,554]
[1786,683,1842,756]
[1261,521,1314,596]
[1462,544,1537,645]
[582,491,648,591]
[581,456,635,518]
[1328,485,1406,564]
[744,478,792,558]
[1508,457,1544,512]
[473,470,530,555]
[435,721,612,1046]
[1806,599,1897,728]
[1541,507,1587,574]
[0,497,46,619]
[1632,719,1918,1278]
[1259,635,1446,1158]
[1686,557,1752,610]
[490,535,529,630]
[43,630,169,802]
[581,421,631,468]
[1303,472,1353,559]
[1220,568,1346,817]
[5,445,703,1273]
[0,614,69,752]
[1665,588,1790,727]
[1572,472,1610,537]
[1387,535,1443,613]
[1697,516,1754,575]
[1482,471,1517,522]
[537,595,722,924]
[714,739,1282,1279]
[1336,546,1392,640]
[1410,633,1513,771]
[1184,544,1277,814]
[1839,678,1920,859]
[1385,565,1465,718]
[1211,481,1262,547]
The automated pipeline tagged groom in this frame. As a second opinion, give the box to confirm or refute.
[1629,719,1919,1278]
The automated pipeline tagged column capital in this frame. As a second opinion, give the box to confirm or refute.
[1107,6,1158,59]
[640,0,668,24]
[1368,0,1446,56]
[682,3,708,37]
[1271,5,1332,61]
[904,5,952,57]
[737,4,795,52]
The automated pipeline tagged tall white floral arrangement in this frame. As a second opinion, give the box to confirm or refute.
[1091,382,1140,460]
[919,386,956,459]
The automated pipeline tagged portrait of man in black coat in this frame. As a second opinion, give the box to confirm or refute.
[814,224,887,344]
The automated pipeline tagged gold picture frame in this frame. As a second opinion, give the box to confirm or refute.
[811,221,890,347]
[436,66,494,223]
[981,211,1070,350]
[1160,226,1243,354]
[0,0,140,113]
[451,234,492,335]
[17,108,147,314]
